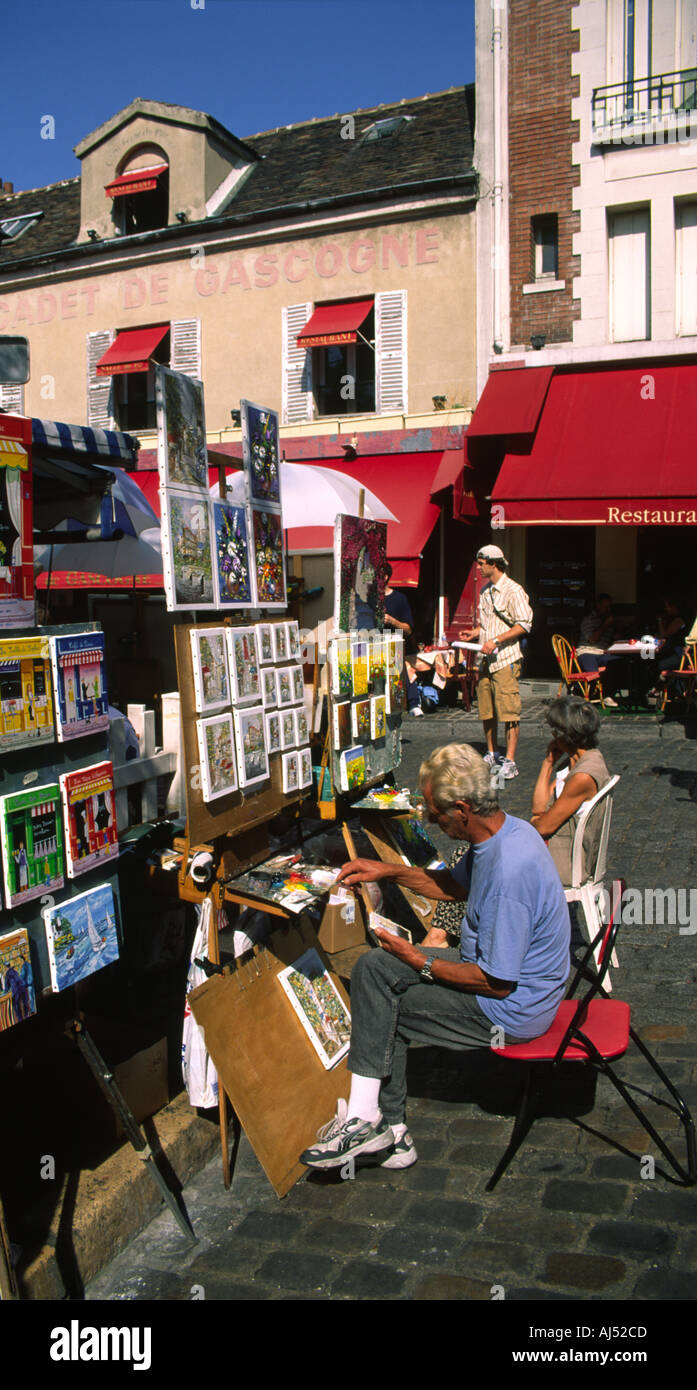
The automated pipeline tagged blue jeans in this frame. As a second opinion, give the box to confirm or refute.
[346,946,494,1125]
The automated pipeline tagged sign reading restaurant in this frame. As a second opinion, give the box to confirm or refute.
[607,508,697,524]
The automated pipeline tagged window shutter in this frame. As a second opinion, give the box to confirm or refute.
[282,303,313,425]
[0,383,24,414]
[375,290,407,414]
[87,330,115,428]
[170,318,201,377]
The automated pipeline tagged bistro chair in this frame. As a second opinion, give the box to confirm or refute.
[659,644,697,716]
[564,774,621,987]
[485,886,697,1191]
[455,646,480,712]
[552,634,604,705]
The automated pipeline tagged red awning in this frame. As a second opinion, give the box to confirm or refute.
[285,450,465,587]
[95,325,169,378]
[490,363,697,525]
[105,165,168,198]
[467,365,555,437]
[296,300,373,349]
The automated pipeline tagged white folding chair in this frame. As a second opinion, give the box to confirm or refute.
[564,774,621,988]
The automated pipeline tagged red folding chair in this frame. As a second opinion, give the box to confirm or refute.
[485,884,697,1190]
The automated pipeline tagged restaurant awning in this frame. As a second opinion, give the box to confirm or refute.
[490,362,697,525]
[467,365,554,437]
[105,165,168,198]
[296,300,373,348]
[95,326,169,377]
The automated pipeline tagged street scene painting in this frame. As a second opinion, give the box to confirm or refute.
[43,882,120,994]
[0,635,55,752]
[227,626,261,705]
[60,761,119,879]
[241,400,281,508]
[251,508,286,608]
[282,750,299,794]
[0,928,36,1031]
[212,501,253,608]
[233,705,269,788]
[190,627,230,713]
[334,515,387,632]
[156,366,208,492]
[50,632,109,742]
[0,783,64,908]
[277,948,351,1070]
[162,491,215,609]
[197,714,238,802]
[298,747,313,789]
[265,711,281,755]
[256,623,274,665]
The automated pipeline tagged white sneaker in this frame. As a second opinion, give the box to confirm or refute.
[603,696,618,707]
[483,751,500,767]
[381,1129,418,1169]
[409,707,424,717]
[300,1106,394,1169]
[500,758,519,779]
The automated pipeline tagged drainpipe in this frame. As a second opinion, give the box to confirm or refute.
[492,12,504,354]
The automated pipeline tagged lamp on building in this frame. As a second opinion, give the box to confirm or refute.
[432,395,447,411]
[176,211,188,223]
[230,409,241,427]
[87,229,99,241]
[530,334,546,350]
[492,341,504,354]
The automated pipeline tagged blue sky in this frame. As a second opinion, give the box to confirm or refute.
[3,0,474,194]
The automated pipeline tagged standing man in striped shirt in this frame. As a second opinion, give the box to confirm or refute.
[460,544,533,781]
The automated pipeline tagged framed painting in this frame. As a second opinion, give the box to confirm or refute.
[161,490,216,611]
[277,947,351,1070]
[276,667,294,709]
[265,710,281,756]
[371,694,387,741]
[332,700,352,751]
[212,501,253,608]
[233,705,269,789]
[251,507,286,609]
[272,620,289,663]
[351,698,371,741]
[261,667,277,709]
[0,928,36,1031]
[281,751,300,795]
[190,627,230,713]
[241,400,281,509]
[286,620,301,660]
[369,634,386,692]
[156,365,208,493]
[256,623,274,666]
[294,707,309,747]
[43,882,120,994]
[50,632,109,742]
[0,635,55,753]
[197,713,238,802]
[298,747,313,790]
[60,761,119,879]
[351,639,369,698]
[280,708,296,751]
[0,415,35,631]
[0,783,64,908]
[339,745,366,793]
[333,514,387,633]
[329,634,352,699]
[226,627,261,705]
[291,665,305,706]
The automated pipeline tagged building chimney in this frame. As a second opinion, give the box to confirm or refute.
[3,182,14,193]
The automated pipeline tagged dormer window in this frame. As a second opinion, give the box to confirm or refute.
[0,212,43,241]
[359,115,414,145]
[105,148,169,234]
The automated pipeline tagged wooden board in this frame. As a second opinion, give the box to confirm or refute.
[189,919,350,1197]
[174,621,305,846]
[360,812,437,932]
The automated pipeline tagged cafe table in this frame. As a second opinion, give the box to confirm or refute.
[601,637,663,708]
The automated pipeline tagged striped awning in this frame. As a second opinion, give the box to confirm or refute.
[0,661,20,671]
[0,435,29,469]
[30,802,55,817]
[32,418,138,462]
[58,648,103,667]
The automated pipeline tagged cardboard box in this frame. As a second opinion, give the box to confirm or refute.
[317,888,366,953]
[113,1038,169,1133]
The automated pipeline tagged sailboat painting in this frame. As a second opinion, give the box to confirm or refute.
[43,883,119,993]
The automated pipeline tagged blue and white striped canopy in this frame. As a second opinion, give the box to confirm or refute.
[32,418,138,462]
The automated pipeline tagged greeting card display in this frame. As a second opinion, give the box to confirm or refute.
[241,400,281,508]
[0,635,55,752]
[0,783,64,908]
[277,947,351,1070]
[190,627,230,713]
[0,927,36,1030]
[227,627,261,705]
[334,515,387,632]
[265,711,281,756]
[161,490,216,610]
[43,882,119,994]
[197,714,238,802]
[251,508,286,608]
[213,501,253,608]
[282,751,299,794]
[233,705,269,789]
[156,366,208,492]
[50,632,108,742]
[60,761,119,879]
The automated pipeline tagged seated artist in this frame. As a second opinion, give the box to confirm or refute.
[300,743,571,1172]
[530,696,610,889]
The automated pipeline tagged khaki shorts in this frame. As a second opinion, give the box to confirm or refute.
[477,661,522,723]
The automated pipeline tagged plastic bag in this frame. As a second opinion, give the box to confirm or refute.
[181,898,219,1110]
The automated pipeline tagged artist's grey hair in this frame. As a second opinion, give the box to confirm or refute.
[419,743,500,817]
[546,696,600,750]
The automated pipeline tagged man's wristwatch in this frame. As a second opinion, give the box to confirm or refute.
[419,955,436,983]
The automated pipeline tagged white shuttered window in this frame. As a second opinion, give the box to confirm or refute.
[0,383,25,414]
[86,330,115,428]
[676,201,697,337]
[609,209,651,343]
[375,289,407,414]
[170,318,201,377]
[282,303,313,425]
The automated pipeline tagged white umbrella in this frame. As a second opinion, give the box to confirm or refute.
[35,527,162,582]
[210,461,397,526]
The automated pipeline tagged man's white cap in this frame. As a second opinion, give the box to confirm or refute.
[477,544,507,563]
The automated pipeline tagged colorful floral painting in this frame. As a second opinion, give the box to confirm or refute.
[252,509,286,608]
[351,698,371,741]
[339,745,366,792]
[371,695,387,741]
[213,502,252,607]
[156,366,208,492]
[242,400,281,507]
[334,515,387,632]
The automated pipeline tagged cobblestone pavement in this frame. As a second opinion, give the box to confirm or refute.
[86,704,697,1304]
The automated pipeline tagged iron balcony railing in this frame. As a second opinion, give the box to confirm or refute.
[592,68,697,138]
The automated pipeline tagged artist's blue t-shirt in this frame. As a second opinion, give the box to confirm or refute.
[451,815,570,1039]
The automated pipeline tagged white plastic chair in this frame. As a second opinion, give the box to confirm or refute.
[564,774,621,988]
